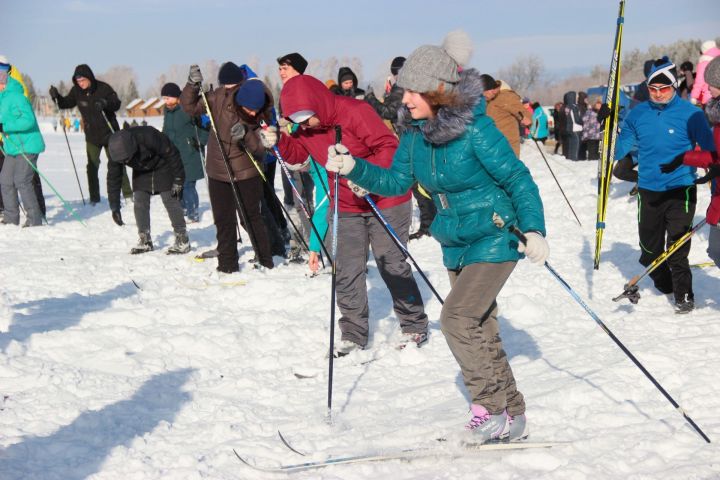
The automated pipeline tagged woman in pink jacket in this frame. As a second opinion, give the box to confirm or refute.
[691,40,720,106]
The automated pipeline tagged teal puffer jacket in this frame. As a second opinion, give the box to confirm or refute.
[0,77,45,156]
[346,69,545,269]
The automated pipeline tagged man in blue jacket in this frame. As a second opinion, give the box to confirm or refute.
[615,57,715,313]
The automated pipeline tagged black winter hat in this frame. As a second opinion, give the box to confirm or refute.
[108,130,138,164]
[390,56,406,76]
[160,82,181,98]
[480,74,499,91]
[218,61,245,85]
[277,52,308,74]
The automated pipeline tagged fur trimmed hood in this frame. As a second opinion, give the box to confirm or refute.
[397,68,485,145]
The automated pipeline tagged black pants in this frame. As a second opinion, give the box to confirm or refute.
[411,182,436,232]
[585,139,600,161]
[208,176,273,270]
[262,161,287,231]
[637,186,696,302]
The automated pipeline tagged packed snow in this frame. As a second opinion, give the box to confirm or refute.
[1,118,719,479]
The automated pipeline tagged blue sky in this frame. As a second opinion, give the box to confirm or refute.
[6,0,720,92]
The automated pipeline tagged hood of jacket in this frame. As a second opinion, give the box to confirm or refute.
[337,67,358,89]
[280,75,338,129]
[0,76,24,98]
[108,129,138,164]
[563,91,577,105]
[72,64,97,92]
[396,68,485,145]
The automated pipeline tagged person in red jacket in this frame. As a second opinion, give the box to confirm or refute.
[662,56,720,267]
[262,74,428,355]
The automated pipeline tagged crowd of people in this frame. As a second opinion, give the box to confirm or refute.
[0,33,718,443]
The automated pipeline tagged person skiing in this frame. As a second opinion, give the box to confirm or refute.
[615,57,715,313]
[181,61,275,272]
[265,73,429,355]
[660,56,720,267]
[161,82,207,223]
[49,64,132,206]
[325,31,548,443]
[0,69,44,227]
[107,126,190,255]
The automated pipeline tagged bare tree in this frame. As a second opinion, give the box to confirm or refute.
[497,55,544,94]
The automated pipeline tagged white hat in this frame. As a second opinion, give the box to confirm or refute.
[288,110,314,124]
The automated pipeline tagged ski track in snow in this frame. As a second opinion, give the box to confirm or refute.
[1,118,719,479]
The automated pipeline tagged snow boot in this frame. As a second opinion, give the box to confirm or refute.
[507,413,529,441]
[674,294,694,314]
[333,339,362,358]
[130,232,154,254]
[399,331,429,349]
[465,405,509,443]
[167,232,190,255]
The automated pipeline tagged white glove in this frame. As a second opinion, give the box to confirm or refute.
[326,143,355,175]
[347,180,368,197]
[230,122,246,143]
[259,126,278,149]
[517,231,549,264]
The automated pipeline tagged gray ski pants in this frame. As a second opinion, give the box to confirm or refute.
[333,201,428,347]
[441,261,525,416]
[134,190,186,235]
[0,153,42,226]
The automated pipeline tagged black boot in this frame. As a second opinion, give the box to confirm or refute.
[130,232,154,254]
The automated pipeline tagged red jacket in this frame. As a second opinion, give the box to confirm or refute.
[684,125,720,225]
[277,75,410,213]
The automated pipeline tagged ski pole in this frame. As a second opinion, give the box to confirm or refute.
[532,139,581,226]
[192,124,209,185]
[100,110,115,133]
[503,219,711,444]
[363,195,444,305]
[612,219,706,304]
[0,138,86,227]
[198,84,258,249]
[54,101,86,205]
[328,125,342,418]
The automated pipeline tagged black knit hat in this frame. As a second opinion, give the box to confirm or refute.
[277,52,308,75]
[160,82,181,98]
[390,56,406,76]
[218,61,245,85]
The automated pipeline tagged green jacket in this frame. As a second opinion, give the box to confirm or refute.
[162,105,207,182]
[308,158,329,253]
[346,69,545,269]
[0,77,45,156]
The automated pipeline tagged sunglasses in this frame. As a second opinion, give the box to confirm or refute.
[648,84,674,93]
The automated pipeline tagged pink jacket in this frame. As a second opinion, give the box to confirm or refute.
[691,47,720,105]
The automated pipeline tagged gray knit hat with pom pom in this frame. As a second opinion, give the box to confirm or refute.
[397,30,473,93]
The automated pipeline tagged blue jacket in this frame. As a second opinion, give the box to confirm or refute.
[346,69,545,269]
[531,106,549,139]
[615,94,715,191]
[0,77,45,155]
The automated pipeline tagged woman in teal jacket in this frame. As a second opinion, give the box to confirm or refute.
[0,74,45,226]
[530,102,549,143]
[327,32,548,444]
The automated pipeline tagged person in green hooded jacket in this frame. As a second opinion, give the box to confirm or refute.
[327,31,548,444]
[161,82,207,222]
[0,73,45,226]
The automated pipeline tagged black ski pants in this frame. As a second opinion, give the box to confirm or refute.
[637,186,696,303]
[208,176,273,271]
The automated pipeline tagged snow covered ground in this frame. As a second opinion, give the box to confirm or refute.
[1,120,719,479]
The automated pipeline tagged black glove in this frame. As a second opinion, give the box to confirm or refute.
[597,103,611,124]
[660,153,686,173]
[188,65,203,85]
[111,210,124,226]
[170,182,183,199]
[0,123,3,133]
[94,98,107,111]
[230,122,246,144]
[695,165,720,185]
[49,86,60,101]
